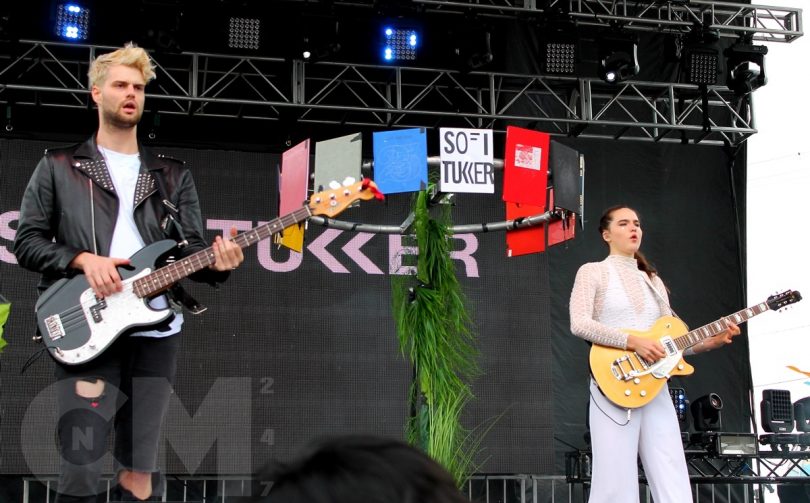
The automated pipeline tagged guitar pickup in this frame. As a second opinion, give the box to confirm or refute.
[661,336,678,357]
[89,298,108,323]
[44,314,65,341]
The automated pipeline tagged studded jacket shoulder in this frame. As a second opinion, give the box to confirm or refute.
[13,135,227,293]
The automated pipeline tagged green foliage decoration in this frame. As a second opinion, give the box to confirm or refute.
[392,186,480,485]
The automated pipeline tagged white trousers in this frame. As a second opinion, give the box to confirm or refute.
[588,379,693,503]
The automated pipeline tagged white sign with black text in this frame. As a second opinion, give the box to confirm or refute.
[438,128,495,194]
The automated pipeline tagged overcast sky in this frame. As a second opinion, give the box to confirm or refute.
[745,1,808,488]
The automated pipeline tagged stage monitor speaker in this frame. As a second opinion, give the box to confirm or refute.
[761,389,794,433]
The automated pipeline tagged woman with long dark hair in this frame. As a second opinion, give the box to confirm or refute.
[570,205,740,502]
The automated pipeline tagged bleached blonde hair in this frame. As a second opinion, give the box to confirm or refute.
[88,42,156,88]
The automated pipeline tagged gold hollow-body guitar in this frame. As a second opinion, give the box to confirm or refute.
[590,290,801,409]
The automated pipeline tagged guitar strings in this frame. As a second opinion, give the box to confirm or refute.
[43,202,321,340]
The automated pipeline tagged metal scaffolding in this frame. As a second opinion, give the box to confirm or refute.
[276,0,802,42]
[0,40,764,145]
[0,2,802,146]
[410,0,803,43]
[567,447,810,484]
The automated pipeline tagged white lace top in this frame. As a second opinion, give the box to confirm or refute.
[569,255,672,349]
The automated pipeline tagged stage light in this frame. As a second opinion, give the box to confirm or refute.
[228,17,261,50]
[691,431,758,457]
[297,18,341,62]
[301,39,341,62]
[450,28,494,71]
[55,3,89,41]
[544,41,577,74]
[793,396,810,432]
[761,389,793,433]
[691,393,723,431]
[540,22,578,75]
[718,433,758,456]
[759,432,801,452]
[682,27,722,86]
[669,387,689,430]
[140,1,183,53]
[687,48,720,85]
[725,39,768,96]
[382,26,418,62]
[598,33,639,83]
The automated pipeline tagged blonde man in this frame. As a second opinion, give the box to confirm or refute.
[14,43,244,502]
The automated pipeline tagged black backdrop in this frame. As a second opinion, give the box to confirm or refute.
[547,138,750,472]
[0,137,555,477]
[0,1,756,497]
[0,134,750,480]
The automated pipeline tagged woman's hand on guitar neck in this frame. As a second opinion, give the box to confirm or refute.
[695,321,741,353]
[626,335,666,363]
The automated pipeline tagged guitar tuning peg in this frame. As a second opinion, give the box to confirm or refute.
[328,180,341,190]
[342,176,356,186]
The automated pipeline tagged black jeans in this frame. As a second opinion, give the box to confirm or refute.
[54,333,181,501]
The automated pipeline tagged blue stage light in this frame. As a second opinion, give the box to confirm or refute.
[381,27,418,62]
[55,3,90,41]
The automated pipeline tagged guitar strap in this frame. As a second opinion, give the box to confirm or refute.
[639,273,706,355]
[640,273,684,324]
[151,168,207,315]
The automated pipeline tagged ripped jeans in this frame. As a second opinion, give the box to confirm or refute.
[53,333,181,501]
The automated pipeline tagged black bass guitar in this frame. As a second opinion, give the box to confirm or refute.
[35,179,383,365]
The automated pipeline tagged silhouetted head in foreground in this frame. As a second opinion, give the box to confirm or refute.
[244,435,472,503]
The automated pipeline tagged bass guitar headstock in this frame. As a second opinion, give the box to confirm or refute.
[308,178,384,218]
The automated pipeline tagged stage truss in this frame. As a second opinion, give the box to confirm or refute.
[276,0,801,43]
[567,448,810,485]
[0,7,802,148]
[409,0,803,43]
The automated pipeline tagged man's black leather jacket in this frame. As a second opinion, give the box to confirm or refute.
[13,135,228,294]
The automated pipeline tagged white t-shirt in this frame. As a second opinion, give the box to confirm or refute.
[100,146,183,337]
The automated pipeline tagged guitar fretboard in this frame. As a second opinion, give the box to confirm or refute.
[673,302,770,350]
[132,205,312,298]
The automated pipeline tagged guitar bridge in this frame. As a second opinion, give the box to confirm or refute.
[44,314,65,341]
[612,353,651,381]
